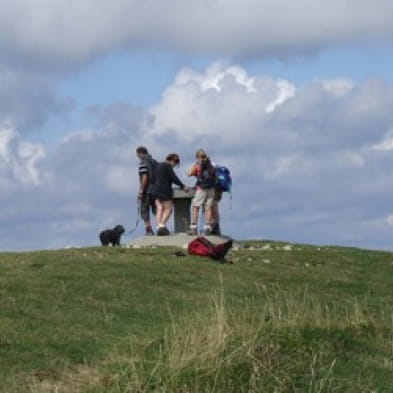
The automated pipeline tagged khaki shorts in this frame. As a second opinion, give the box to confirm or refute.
[192,188,215,208]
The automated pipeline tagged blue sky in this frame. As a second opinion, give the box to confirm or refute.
[2,0,393,251]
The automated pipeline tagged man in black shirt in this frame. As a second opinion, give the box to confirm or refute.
[136,146,157,235]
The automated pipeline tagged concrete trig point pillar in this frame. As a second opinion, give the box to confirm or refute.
[172,188,196,233]
[129,187,236,248]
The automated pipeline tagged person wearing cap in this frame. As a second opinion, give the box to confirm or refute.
[136,146,157,236]
[153,153,190,236]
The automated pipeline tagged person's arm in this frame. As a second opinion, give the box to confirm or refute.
[139,174,149,198]
[169,166,185,189]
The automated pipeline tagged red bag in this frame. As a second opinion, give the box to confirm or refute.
[188,237,233,260]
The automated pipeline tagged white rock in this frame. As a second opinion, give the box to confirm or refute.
[262,244,271,250]
[132,245,142,249]
[263,259,271,264]
[283,245,292,251]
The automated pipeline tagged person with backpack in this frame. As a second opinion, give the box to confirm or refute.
[153,153,190,236]
[136,146,157,236]
[188,149,217,236]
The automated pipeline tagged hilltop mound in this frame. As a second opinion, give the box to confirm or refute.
[0,242,392,392]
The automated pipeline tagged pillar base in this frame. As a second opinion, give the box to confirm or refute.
[128,233,237,249]
[172,188,196,234]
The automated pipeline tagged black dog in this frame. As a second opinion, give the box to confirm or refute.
[99,225,125,246]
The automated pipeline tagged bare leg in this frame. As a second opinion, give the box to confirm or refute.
[205,205,213,227]
[211,201,221,234]
[192,206,199,225]
[161,200,173,226]
[188,206,200,235]
[155,199,164,226]
[212,201,220,224]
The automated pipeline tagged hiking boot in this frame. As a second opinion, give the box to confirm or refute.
[210,223,221,236]
[188,226,198,236]
[204,227,212,236]
[145,228,155,236]
[157,226,170,236]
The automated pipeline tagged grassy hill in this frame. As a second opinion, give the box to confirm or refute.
[0,241,392,392]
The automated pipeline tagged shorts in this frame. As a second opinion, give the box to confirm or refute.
[153,191,173,202]
[192,188,215,208]
[140,193,156,221]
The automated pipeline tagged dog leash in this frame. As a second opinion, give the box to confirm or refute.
[125,199,141,236]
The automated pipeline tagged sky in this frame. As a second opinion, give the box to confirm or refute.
[1,0,393,251]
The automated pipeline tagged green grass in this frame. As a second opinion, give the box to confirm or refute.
[0,242,392,392]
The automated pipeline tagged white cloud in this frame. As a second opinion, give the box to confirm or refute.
[193,65,257,93]
[319,79,355,97]
[372,131,393,151]
[0,1,393,67]
[0,123,46,186]
[150,63,297,144]
[265,80,296,113]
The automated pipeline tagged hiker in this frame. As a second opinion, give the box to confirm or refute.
[188,149,216,235]
[153,153,190,236]
[136,146,157,236]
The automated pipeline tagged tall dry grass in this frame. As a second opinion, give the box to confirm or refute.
[26,282,392,393]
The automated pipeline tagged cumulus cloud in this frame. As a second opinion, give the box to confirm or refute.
[0,0,393,68]
[3,64,393,251]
